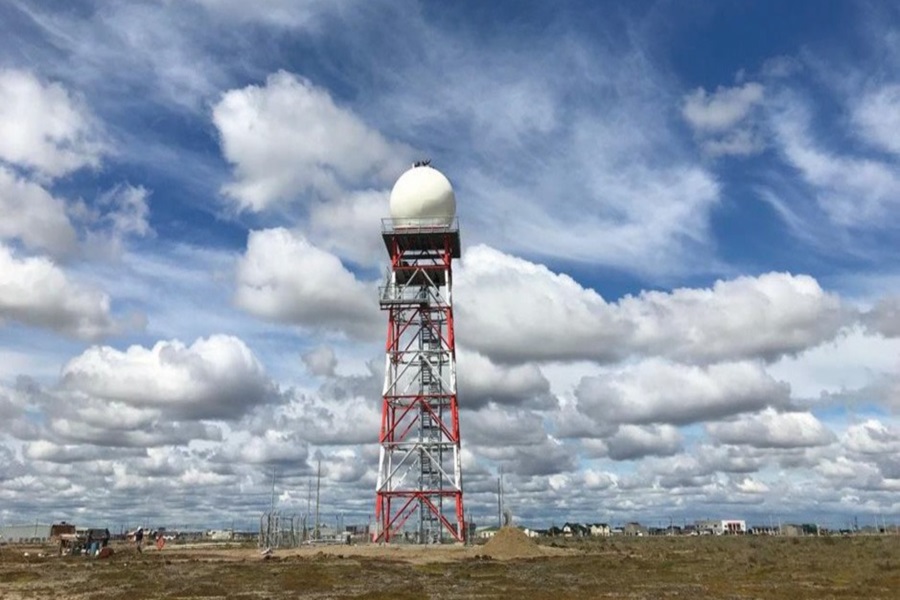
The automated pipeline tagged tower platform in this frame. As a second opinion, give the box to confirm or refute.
[381,218,461,259]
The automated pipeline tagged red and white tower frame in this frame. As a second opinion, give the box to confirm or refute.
[374,217,465,543]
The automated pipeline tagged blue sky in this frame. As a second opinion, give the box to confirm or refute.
[1,0,899,531]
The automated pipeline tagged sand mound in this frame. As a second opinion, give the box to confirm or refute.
[482,527,542,558]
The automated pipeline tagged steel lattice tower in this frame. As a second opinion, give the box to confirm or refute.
[374,217,464,543]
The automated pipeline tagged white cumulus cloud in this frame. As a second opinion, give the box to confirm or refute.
[842,420,900,455]
[214,429,309,465]
[0,68,106,179]
[306,189,389,266]
[456,245,850,365]
[213,71,411,211]
[0,166,78,256]
[602,424,683,461]
[707,407,835,448]
[619,271,850,364]
[575,360,790,426]
[235,228,380,337]
[301,345,337,377]
[736,477,770,494]
[455,245,626,363]
[0,244,122,340]
[61,334,273,420]
[862,296,900,337]
[463,405,549,448]
[457,349,555,410]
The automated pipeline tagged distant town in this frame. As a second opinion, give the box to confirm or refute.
[479,519,897,539]
[2,516,897,553]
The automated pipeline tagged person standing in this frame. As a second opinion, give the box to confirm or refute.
[135,527,144,554]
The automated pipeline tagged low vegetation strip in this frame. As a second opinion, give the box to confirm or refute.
[0,535,897,599]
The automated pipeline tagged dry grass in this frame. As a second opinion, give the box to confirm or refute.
[0,535,897,599]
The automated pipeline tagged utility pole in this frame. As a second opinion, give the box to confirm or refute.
[497,474,503,528]
[314,460,321,541]
[270,466,277,514]
[306,477,312,541]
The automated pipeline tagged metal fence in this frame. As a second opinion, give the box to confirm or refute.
[258,512,308,549]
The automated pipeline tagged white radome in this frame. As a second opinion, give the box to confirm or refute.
[389,165,456,226]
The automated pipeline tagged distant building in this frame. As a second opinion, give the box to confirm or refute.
[589,523,611,537]
[0,523,52,544]
[233,530,256,542]
[206,529,233,541]
[49,523,76,539]
[169,530,203,542]
[623,522,648,536]
[749,525,779,535]
[562,523,589,537]
[698,520,747,535]
[345,524,370,537]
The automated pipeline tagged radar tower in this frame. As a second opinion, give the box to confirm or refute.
[373,164,465,543]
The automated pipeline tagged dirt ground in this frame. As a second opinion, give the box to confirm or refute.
[1,534,898,599]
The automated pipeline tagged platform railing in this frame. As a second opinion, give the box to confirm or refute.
[381,217,459,233]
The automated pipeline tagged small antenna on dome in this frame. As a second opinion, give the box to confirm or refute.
[413,159,431,168]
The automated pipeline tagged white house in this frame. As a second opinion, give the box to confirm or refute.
[562,523,589,537]
[589,523,611,537]
[207,529,234,541]
[698,520,747,535]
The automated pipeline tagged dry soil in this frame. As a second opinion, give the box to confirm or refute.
[1,533,897,599]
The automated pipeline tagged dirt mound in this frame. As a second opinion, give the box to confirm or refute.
[482,528,542,558]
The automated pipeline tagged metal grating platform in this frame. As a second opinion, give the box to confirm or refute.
[382,218,461,259]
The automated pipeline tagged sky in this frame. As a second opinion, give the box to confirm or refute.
[1,0,899,532]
